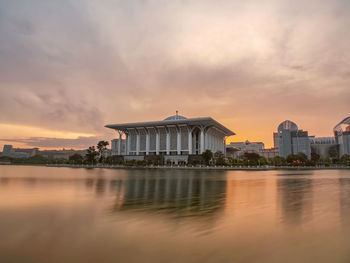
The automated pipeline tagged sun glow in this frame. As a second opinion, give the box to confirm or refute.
[0,123,95,148]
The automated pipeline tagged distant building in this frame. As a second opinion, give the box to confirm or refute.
[334,116,350,157]
[227,141,264,158]
[38,149,87,160]
[310,137,338,159]
[2,145,13,156]
[274,120,311,159]
[1,145,87,160]
[2,145,38,158]
[259,148,279,159]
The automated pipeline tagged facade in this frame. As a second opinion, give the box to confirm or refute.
[259,148,279,159]
[105,114,235,164]
[226,141,264,158]
[111,139,125,156]
[310,137,338,159]
[226,141,278,159]
[334,116,350,157]
[274,120,311,159]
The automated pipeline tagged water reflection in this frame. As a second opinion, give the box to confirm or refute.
[277,176,313,225]
[339,178,350,228]
[112,170,227,219]
[1,167,350,263]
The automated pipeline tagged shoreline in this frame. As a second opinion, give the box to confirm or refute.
[1,163,348,171]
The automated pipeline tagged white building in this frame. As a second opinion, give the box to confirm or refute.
[105,113,235,164]
[274,120,311,159]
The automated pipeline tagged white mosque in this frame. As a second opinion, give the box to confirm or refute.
[105,112,235,164]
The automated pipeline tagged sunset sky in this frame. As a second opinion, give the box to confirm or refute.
[0,0,349,150]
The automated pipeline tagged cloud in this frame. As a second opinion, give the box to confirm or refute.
[0,0,349,147]
[0,136,106,149]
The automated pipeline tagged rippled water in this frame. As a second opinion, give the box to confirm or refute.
[1,166,350,263]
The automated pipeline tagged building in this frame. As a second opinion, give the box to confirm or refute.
[226,141,278,159]
[105,113,235,164]
[334,116,350,157]
[2,145,13,156]
[274,120,311,159]
[310,137,338,159]
[111,139,125,156]
[2,145,38,158]
[259,148,279,159]
[226,141,264,158]
[38,149,87,160]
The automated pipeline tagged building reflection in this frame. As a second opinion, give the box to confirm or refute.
[338,178,350,228]
[277,175,313,226]
[109,170,227,219]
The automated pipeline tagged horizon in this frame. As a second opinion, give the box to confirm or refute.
[1,0,349,150]
[0,113,343,151]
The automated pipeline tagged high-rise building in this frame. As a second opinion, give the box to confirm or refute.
[274,120,311,159]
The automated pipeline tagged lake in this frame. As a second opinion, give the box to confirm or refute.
[1,166,350,263]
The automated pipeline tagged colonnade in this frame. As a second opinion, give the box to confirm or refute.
[116,125,226,156]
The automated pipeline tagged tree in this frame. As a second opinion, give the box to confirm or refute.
[243,152,260,166]
[340,154,350,166]
[270,156,286,166]
[69,153,83,164]
[85,146,98,165]
[286,153,308,166]
[311,152,320,165]
[201,150,213,165]
[328,146,339,160]
[214,151,225,165]
[97,141,109,163]
[259,157,268,165]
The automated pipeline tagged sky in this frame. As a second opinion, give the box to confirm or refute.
[0,0,349,150]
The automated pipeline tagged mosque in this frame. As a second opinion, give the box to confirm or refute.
[105,112,235,164]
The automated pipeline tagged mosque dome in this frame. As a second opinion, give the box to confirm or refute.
[164,115,187,121]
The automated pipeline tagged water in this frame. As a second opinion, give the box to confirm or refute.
[1,166,350,263]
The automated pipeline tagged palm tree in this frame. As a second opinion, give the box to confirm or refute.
[85,146,98,165]
[97,141,109,163]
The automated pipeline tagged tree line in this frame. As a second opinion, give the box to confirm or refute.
[1,143,350,167]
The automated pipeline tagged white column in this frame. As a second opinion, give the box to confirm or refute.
[177,129,181,155]
[146,131,150,155]
[125,133,129,155]
[127,133,131,155]
[223,137,227,156]
[166,129,170,155]
[118,131,122,155]
[207,132,213,151]
[188,129,192,155]
[156,130,160,155]
[136,132,140,155]
[200,129,205,154]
